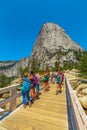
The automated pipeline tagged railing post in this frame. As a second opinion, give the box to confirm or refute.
[10,88,17,111]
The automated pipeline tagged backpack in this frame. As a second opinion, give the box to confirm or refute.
[33,76,38,86]
[62,73,64,79]
[56,75,60,83]
[22,78,31,92]
[43,75,49,82]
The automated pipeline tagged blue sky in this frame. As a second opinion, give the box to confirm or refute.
[0,0,87,61]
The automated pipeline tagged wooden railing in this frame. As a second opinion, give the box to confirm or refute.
[0,84,21,111]
[65,78,87,130]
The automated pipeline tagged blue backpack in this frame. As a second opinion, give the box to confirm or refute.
[43,76,49,82]
[56,75,60,83]
[22,78,31,92]
[33,76,38,86]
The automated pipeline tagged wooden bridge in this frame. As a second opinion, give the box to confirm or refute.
[0,78,87,130]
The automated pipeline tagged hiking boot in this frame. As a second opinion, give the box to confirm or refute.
[30,99,34,104]
[36,96,40,99]
[29,101,31,107]
[23,104,26,108]
[55,90,58,95]
[59,90,62,93]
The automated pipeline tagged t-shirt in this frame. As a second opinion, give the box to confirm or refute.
[43,75,49,82]
[22,78,31,92]
[56,75,61,83]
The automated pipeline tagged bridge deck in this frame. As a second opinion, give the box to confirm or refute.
[0,84,69,130]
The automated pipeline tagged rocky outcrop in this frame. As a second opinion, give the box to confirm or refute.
[0,57,30,76]
[77,84,87,109]
[30,23,83,69]
[79,96,87,109]
[81,88,87,95]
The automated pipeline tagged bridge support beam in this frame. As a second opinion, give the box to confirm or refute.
[10,89,17,111]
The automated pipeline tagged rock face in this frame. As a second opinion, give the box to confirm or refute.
[30,23,83,69]
[0,57,30,76]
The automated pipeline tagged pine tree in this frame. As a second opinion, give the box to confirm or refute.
[78,51,87,77]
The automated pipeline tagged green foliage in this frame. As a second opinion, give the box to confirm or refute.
[73,50,83,61]
[0,74,14,88]
[77,51,87,77]
[63,61,69,70]
[30,58,39,72]
[68,62,74,70]
[45,64,49,72]
[19,67,29,77]
[63,61,74,70]
[54,61,59,71]
[38,69,44,74]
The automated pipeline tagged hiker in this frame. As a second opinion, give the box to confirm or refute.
[43,71,49,92]
[55,71,62,95]
[35,72,40,99]
[49,71,53,84]
[52,72,56,84]
[20,73,32,107]
[29,71,36,102]
[61,71,64,84]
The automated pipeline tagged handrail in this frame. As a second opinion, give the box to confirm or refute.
[0,83,43,112]
[0,84,19,94]
[65,78,87,130]
[0,84,21,111]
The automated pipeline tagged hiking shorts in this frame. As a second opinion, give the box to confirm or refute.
[36,84,39,92]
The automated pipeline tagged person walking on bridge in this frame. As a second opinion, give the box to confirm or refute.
[55,71,62,95]
[20,73,32,107]
[43,70,49,92]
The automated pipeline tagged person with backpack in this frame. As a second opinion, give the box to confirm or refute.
[35,72,40,99]
[29,71,40,101]
[20,73,32,107]
[61,71,64,84]
[55,71,62,95]
[29,71,36,102]
[43,71,49,92]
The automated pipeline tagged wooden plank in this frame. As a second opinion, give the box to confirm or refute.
[32,102,67,110]
[7,111,68,127]
[0,84,19,94]
[19,108,68,122]
[40,95,66,101]
[0,118,68,130]
[0,126,8,130]
[21,107,68,120]
[0,93,21,107]
[0,119,33,130]
[10,89,17,111]
[35,98,67,105]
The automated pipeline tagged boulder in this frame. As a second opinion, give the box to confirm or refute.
[79,96,87,109]
[2,93,9,99]
[81,88,87,95]
[77,93,84,98]
[76,84,87,93]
